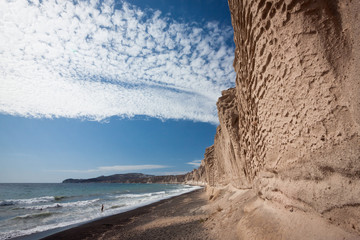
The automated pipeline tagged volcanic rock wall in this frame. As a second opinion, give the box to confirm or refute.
[189,0,360,236]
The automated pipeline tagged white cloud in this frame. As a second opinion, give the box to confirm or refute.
[53,164,169,173]
[186,160,202,167]
[98,165,168,171]
[0,0,235,124]
[154,171,189,176]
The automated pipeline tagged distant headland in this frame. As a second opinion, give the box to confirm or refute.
[62,173,187,184]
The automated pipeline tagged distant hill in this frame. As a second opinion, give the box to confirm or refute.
[62,173,186,184]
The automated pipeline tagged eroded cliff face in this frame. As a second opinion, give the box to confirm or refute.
[229,0,360,221]
[188,0,360,238]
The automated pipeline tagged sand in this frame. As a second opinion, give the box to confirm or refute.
[41,189,213,240]
[36,183,360,240]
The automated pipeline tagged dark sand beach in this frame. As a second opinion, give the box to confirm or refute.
[41,189,211,240]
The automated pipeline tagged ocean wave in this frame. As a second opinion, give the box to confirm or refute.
[20,198,100,210]
[54,196,69,201]
[13,212,56,220]
[61,198,100,208]
[0,196,54,206]
[109,204,127,209]
[116,193,151,199]
[167,189,188,194]
[113,188,199,203]
[0,201,14,207]
[1,195,82,208]
[0,218,83,240]
[116,191,166,199]
[19,204,62,210]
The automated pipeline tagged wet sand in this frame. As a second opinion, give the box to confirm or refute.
[41,189,211,240]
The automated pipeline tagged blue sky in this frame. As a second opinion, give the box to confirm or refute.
[0,0,235,183]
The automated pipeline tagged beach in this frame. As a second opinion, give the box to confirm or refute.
[0,183,203,239]
[41,189,210,240]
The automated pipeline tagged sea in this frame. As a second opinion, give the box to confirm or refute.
[0,183,202,240]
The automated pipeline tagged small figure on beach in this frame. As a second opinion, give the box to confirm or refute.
[101,204,104,212]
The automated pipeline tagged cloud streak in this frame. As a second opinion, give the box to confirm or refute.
[0,0,235,124]
[52,164,169,173]
[186,160,202,167]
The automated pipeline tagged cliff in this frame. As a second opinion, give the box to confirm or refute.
[189,0,360,238]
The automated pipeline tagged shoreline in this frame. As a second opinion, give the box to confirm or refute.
[14,188,208,240]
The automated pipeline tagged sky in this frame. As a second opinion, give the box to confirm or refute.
[0,0,235,183]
